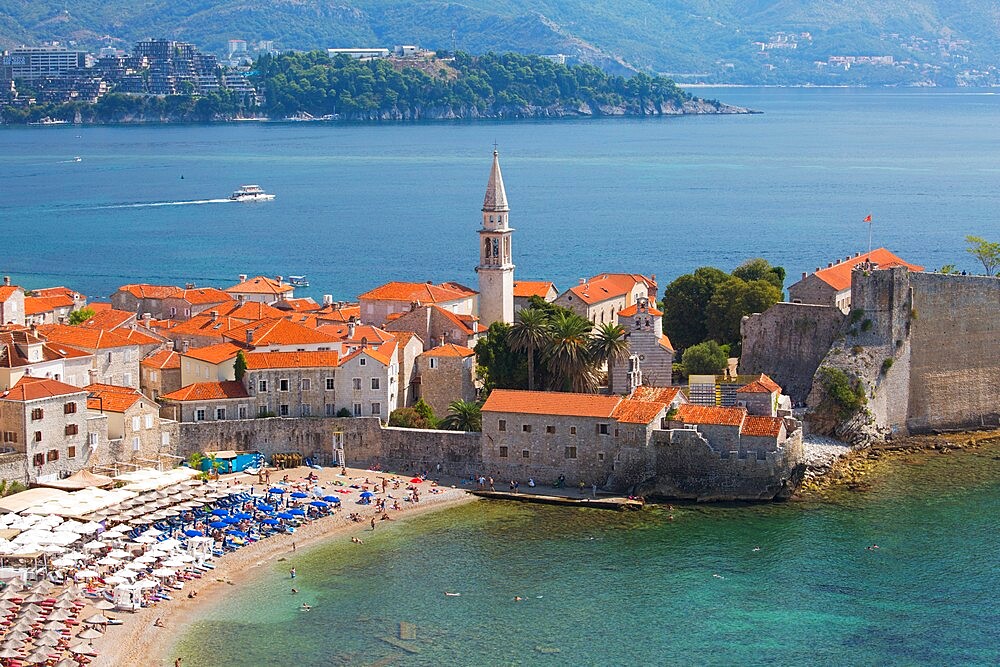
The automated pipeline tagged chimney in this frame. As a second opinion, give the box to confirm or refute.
[2,276,8,286]
[856,251,862,257]
[275,276,283,285]
[30,324,38,338]
[579,278,586,285]
[801,272,807,280]
[185,282,194,289]
[88,368,98,383]
[246,329,254,344]
[239,274,247,282]
[323,294,333,306]
[828,262,833,268]
[143,312,152,326]
[815,267,820,272]
[410,301,419,312]
[210,310,218,321]
[182,340,190,353]
[347,320,356,339]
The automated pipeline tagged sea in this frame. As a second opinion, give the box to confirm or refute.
[3,88,1000,300]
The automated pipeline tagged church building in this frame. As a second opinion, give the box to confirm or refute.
[476,150,515,328]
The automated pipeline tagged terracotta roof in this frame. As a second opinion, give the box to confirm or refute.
[340,341,397,367]
[483,149,509,211]
[161,381,249,402]
[217,301,287,321]
[741,415,785,438]
[283,314,322,329]
[630,386,683,406]
[84,383,145,412]
[390,331,422,349]
[177,288,232,305]
[224,276,293,296]
[314,304,360,323]
[88,303,112,312]
[118,284,181,300]
[38,324,135,350]
[23,295,75,315]
[674,404,746,427]
[224,318,339,347]
[182,342,243,365]
[273,298,320,313]
[482,390,621,418]
[420,343,475,358]
[737,374,782,394]
[32,286,81,299]
[513,281,555,298]
[117,328,162,346]
[611,398,665,424]
[358,281,475,304]
[167,314,246,339]
[619,302,663,317]
[1,376,84,401]
[244,351,340,369]
[80,309,134,330]
[0,331,89,368]
[141,349,181,370]
[562,273,653,306]
[659,334,675,353]
[809,248,923,292]
[0,286,22,301]
[316,324,395,347]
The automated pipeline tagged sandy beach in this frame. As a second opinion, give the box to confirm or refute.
[87,466,474,667]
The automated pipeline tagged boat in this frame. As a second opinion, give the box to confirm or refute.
[28,117,69,126]
[229,184,275,202]
[289,275,310,287]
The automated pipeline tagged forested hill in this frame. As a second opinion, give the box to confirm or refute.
[254,52,743,120]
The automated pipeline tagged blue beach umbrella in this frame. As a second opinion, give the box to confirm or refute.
[277,512,295,520]
[309,501,329,508]
[235,512,253,520]
[210,509,228,516]
[223,516,240,524]
[209,521,227,529]
[288,508,306,517]
[184,529,203,537]
[268,488,285,494]
[256,503,274,512]
[359,491,374,498]
[322,495,339,502]
[261,518,280,526]
[227,530,247,537]
[291,492,309,499]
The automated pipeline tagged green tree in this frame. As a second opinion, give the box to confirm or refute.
[590,323,629,393]
[965,235,1000,276]
[474,322,528,392]
[731,258,785,292]
[681,341,728,376]
[388,407,433,429]
[661,267,728,351]
[705,277,782,352]
[234,350,248,381]
[335,407,353,418]
[543,311,596,393]
[440,400,482,432]
[507,307,550,391]
[68,308,95,325]
[413,398,437,428]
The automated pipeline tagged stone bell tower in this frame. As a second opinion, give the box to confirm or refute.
[476,149,514,327]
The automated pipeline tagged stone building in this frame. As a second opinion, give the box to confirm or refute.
[23,293,80,325]
[0,377,89,483]
[0,280,25,326]
[244,351,341,418]
[513,281,558,312]
[222,318,339,352]
[37,324,142,388]
[389,331,424,408]
[224,275,294,304]
[0,329,93,390]
[159,381,251,423]
[162,312,249,348]
[477,149,515,327]
[84,383,165,462]
[666,404,797,459]
[383,303,485,350]
[334,344,399,420]
[609,297,674,393]
[139,349,182,401]
[413,344,478,418]
[111,284,183,318]
[553,273,656,326]
[180,342,241,386]
[787,248,922,313]
[358,281,478,327]
[734,374,786,417]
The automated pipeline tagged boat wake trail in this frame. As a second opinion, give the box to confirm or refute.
[90,198,232,209]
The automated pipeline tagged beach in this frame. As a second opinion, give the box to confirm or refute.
[88,466,474,667]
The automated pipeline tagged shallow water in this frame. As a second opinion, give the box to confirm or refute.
[172,444,1000,666]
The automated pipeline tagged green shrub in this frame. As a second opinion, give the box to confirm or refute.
[818,366,867,420]
[851,345,863,355]
[849,309,865,324]
[881,358,894,374]
[861,319,873,332]
[335,408,353,418]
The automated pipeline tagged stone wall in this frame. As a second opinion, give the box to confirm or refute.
[740,302,846,403]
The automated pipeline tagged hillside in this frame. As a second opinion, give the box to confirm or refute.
[4,1,1000,84]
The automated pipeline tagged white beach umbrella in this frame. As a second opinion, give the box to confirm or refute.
[83,540,106,550]
[74,569,100,579]
[151,568,175,578]
[96,556,121,566]
[134,579,158,589]
[51,556,78,568]
[133,534,157,544]
[107,549,130,559]
[144,528,164,537]
[133,555,156,564]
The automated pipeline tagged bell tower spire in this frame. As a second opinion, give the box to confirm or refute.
[477,149,515,327]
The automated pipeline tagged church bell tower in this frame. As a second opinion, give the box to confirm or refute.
[477,149,515,327]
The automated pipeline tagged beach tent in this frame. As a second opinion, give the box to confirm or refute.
[36,469,114,491]
[0,488,70,515]
[113,581,142,611]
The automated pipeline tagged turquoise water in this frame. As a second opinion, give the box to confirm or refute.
[3,88,1000,300]
[173,446,1000,666]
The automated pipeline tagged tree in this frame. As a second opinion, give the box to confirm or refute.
[68,308,95,325]
[590,323,629,393]
[234,350,248,381]
[681,341,728,376]
[440,400,482,432]
[335,407,353,418]
[474,322,528,392]
[388,407,433,429]
[413,398,437,427]
[705,277,782,354]
[507,307,550,391]
[661,267,729,351]
[731,258,785,292]
[543,311,597,393]
[965,235,1000,276]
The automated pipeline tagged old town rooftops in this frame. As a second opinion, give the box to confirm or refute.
[673,404,746,427]
[736,374,782,394]
[243,351,341,369]
[359,281,477,303]
[161,381,250,402]
[83,383,145,412]
[513,281,556,298]
[629,386,683,405]
[483,390,622,419]
[1,376,84,401]
[182,342,243,365]
[223,318,339,347]
[37,324,135,350]
[141,349,181,370]
[563,273,656,306]
[419,343,475,358]
[224,276,294,296]
[809,248,923,292]
[611,398,666,424]
[23,294,75,315]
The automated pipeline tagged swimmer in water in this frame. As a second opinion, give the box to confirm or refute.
[513,596,524,602]
[752,547,761,552]
[300,603,312,611]
[712,574,725,579]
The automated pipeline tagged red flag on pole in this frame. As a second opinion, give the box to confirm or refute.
[863,214,872,222]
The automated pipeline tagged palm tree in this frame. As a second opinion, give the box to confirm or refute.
[543,311,597,393]
[441,400,482,432]
[591,322,630,393]
[507,307,551,391]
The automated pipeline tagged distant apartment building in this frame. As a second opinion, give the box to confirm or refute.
[1,46,90,82]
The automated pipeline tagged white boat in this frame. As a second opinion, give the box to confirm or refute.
[288,275,309,287]
[229,184,275,202]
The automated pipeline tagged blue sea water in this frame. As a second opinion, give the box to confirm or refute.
[172,445,1000,666]
[3,88,1000,300]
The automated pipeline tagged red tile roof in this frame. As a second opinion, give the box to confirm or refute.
[32,286,81,299]
[118,284,182,300]
[359,281,475,304]
[659,334,675,353]
[224,276,293,296]
[83,383,145,412]
[340,341,397,367]
[80,309,135,330]
[0,331,90,368]
[223,318,339,347]
[161,381,249,402]
[737,374,782,394]
[741,415,785,438]
[1,376,84,401]
[611,398,665,424]
[482,390,621,418]
[630,386,683,406]
[167,314,246,339]
[314,304,360,323]
[0,286,22,301]
[141,349,181,370]
[182,342,243,365]
[674,404,746,427]
[116,328,162,347]
[23,295,75,315]
[513,281,556,298]
[177,288,232,305]
[274,298,320,313]
[810,248,923,292]
[216,301,287,321]
[420,343,475,358]
[562,273,654,306]
[389,331,422,349]
[38,324,135,350]
[244,351,340,369]
[619,302,663,317]
[316,324,395,347]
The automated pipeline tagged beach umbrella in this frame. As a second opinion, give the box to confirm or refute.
[208,521,227,529]
[234,513,253,521]
[129,517,152,526]
[102,529,125,539]
[134,534,158,544]
[46,609,73,620]
[41,620,66,631]
[0,638,24,649]
[183,529,203,537]
[94,600,116,611]
[0,646,23,658]
[107,549,130,559]
[69,641,98,655]
[359,491,374,498]
[9,619,34,632]
[51,600,76,610]
[75,627,103,639]
[83,613,110,625]
[322,496,340,503]
[255,504,274,512]
[309,501,329,508]
[21,593,47,604]
[83,540,106,550]
[51,556,78,568]
[96,556,121,566]
[144,528,164,537]
[151,568,175,579]
[4,630,29,641]
[134,580,158,589]
[55,659,80,667]
[261,518,279,526]
[209,509,228,517]
[267,488,285,494]
[290,492,308,499]
[25,649,57,664]
[276,512,294,520]
[288,509,306,516]
[222,516,240,525]
[226,530,247,538]
[104,575,128,585]
[34,633,63,647]
[410,478,423,483]
[75,569,100,579]
[134,555,156,564]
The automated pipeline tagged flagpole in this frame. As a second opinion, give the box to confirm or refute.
[865,213,873,257]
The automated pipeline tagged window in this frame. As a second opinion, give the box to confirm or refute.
[33,431,42,443]
[598,452,605,462]
[47,449,59,462]
[64,402,76,414]
[123,373,133,386]
[498,446,508,458]
[215,408,226,420]
[429,358,438,370]
[570,426,577,435]
[195,409,206,421]
[132,437,140,451]
[67,446,76,459]
[150,370,157,382]
[2,432,16,443]
[371,378,380,390]
[31,408,44,421]
[124,348,133,362]
[279,379,289,391]
[564,446,578,459]
[65,424,79,436]
[145,414,153,429]
[88,432,97,446]
[161,433,170,446]
[33,453,44,467]
[597,423,609,435]
[299,404,310,416]
[238,405,248,419]
[352,378,362,390]
[521,449,530,459]
[258,406,268,417]
[353,403,362,417]
[614,428,620,437]
[498,419,506,432]
[545,425,555,434]
[371,402,381,415]
[359,358,366,366]
[326,378,335,391]
[258,380,268,392]
[107,352,112,363]
[279,404,289,417]
[522,424,532,433]
[325,404,335,416]
[132,416,141,431]
[301,378,311,391]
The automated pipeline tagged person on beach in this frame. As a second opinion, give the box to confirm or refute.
[488,476,495,491]
[292,588,298,594]
[292,542,296,552]
[290,567,296,579]
[175,659,182,667]
[371,517,376,531]
[528,478,535,488]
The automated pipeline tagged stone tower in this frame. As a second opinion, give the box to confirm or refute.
[477,149,515,327]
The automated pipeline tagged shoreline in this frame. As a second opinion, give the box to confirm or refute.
[88,470,475,667]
